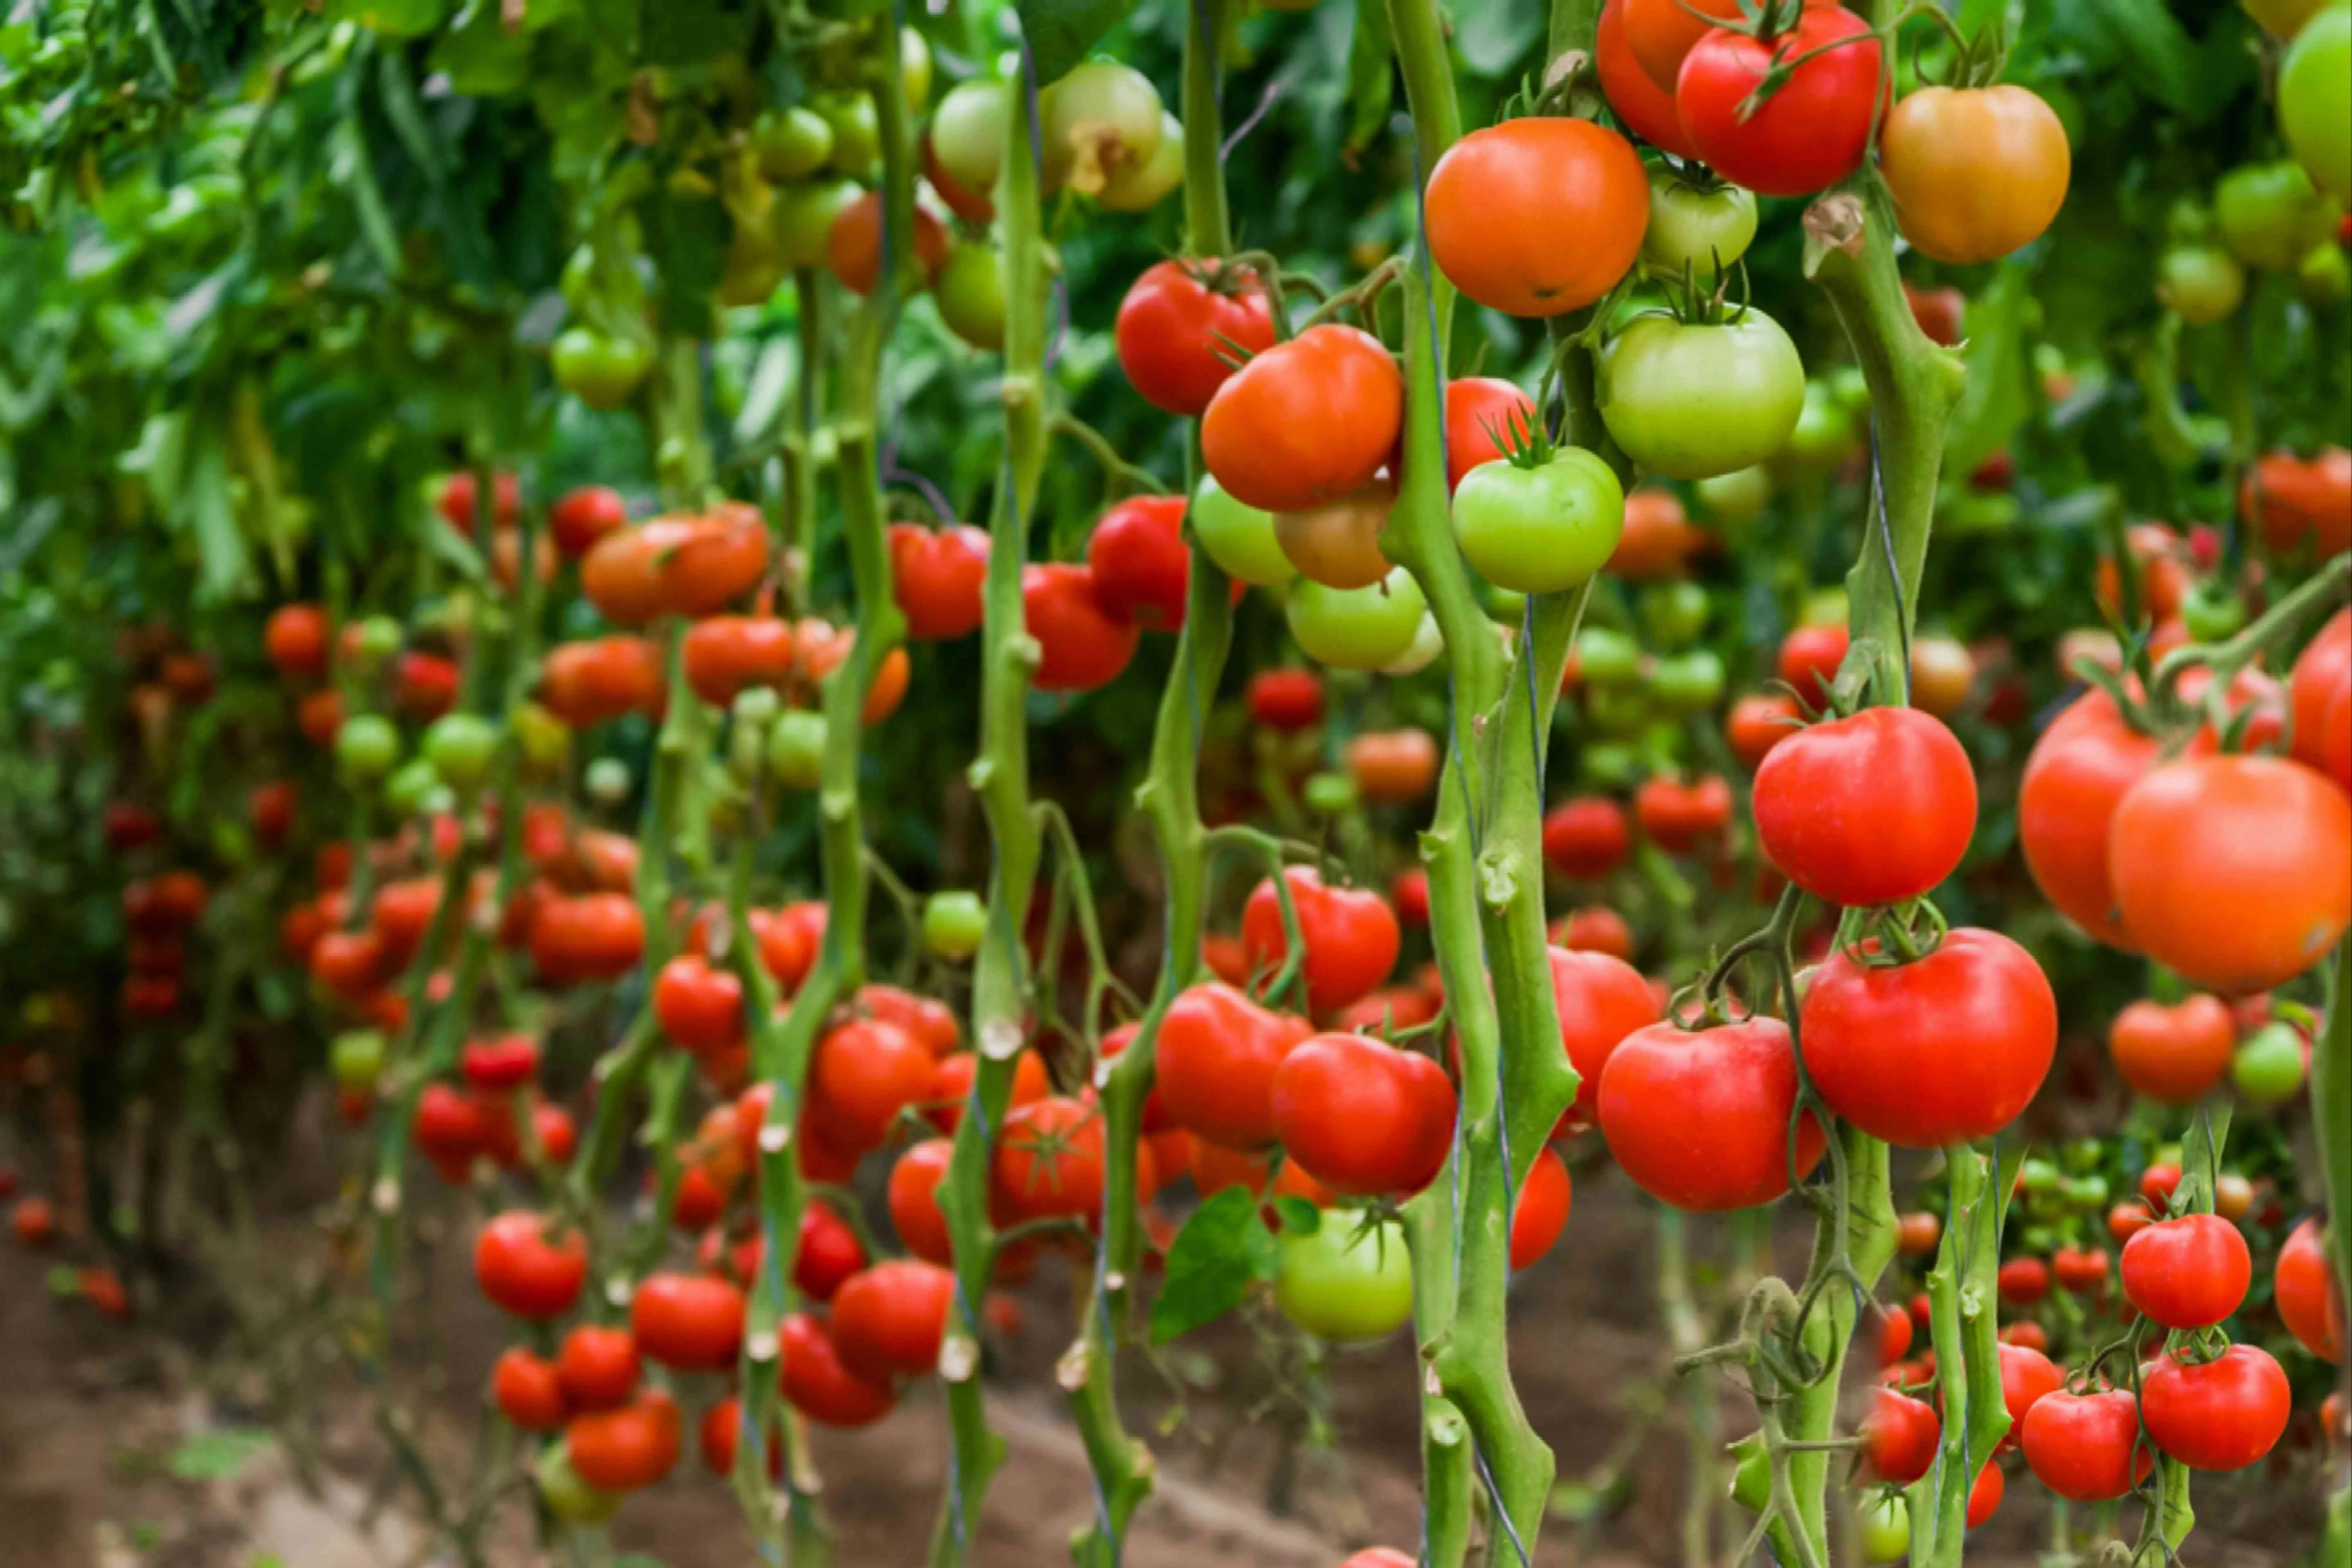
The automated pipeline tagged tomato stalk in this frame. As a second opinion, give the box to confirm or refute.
[928,21,1047,1563]
[2320,939,2352,1374]
[779,266,826,614]
[1062,7,1242,1557]
[1904,1146,2008,1567]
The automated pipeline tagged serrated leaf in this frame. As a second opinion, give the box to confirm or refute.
[1149,1186,1277,1345]
[1018,0,1134,85]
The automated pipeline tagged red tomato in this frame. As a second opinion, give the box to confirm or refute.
[2107,994,2234,1105]
[460,1032,540,1093]
[888,523,991,641]
[697,1396,782,1479]
[810,1018,934,1153]
[1155,982,1314,1149]
[1754,707,1976,907]
[1425,119,1648,318]
[1776,623,1850,708]
[1247,668,1324,731]
[1966,1460,2004,1529]
[2109,755,2352,993]
[992,1095,1116,1224]
[438,470,519,533]
[1024,564,1141,693]
[829,1260,956,1382]
[1345,729,1441,806]
[1607,487,1708,578]
[1799,928,2055,1147]
[1114,258,1275,416]
[889,1139,957,1265]
[1997,1257,2050,1307]
[2120,1213,2251,1329]
[1725,692,1803,771]
[102,800,162,850]
[2023,1387,2153,1501]
[2240,448,2352,557]
[11,1197,56,1249]
[529,893,646,984]
[826,192,949,295]
[492,1348,570,1431]
[1999,1321,2048,1353]
[857,983,961,1056]
[1445,377,1538,492]
[1597,1018,1825,1211]
[556,1325,642,1412]
[1541,796,1630,880]
[2290,608,2352,791]
[1390,869,1431,928]
[1896,1211,1943,1256]
[550,485,629,557]
[924,1048,1050,1134]
[1096,1024,1172,1131]
[631,1273,746,1371]
[1201,324,1401,514]
[2140,1345,2291,1471]
[682,616,796,708]
[1509,1147,1573,1269]
[653,955,746,1056]
[1632,774,1733,854]
[1087,496,1192,631]
[780,1312,897,1428]
[796,1201,869,1303]
[1864,1387,1941,1483]
[1997,1342,2062,1447]
[566,1393,681,1493]
[1547,946,1662,1133]
[473,1212,588,1321]
[1270,1034,1456,1198]
[264,602,331,681]
[2053,1246,2109,1295]
[2277,1218,2347,1363]
[1676,6,1883,197]
[1553,905,1635,961]
[1240,867,1401,1013]
[2019,687,2193,950]
[1872,1305,1914,1368]
[1596,0,1701,157]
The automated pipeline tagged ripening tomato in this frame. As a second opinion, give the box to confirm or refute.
[493,1348,571,1431]
[809,1018,934,1153]
[1676,7,1884,198]
[1024,564,1141,694]
[682,616,796,708]
[2277,1218,2347,1362]
[473,1212,587,1321]
[11,1197,56,1250]
[2053,1246,2110,1295]
[2141,1345,2291,1471]
[1896,1211,1943,1257]
[2023,1387,2153,1501]
[1445,377,1538,492]
[2290,609,2352,791]
[1880,86,2071,264]
[1596,0,1700,157]
[102,800,161,850]
[1155,983,1314,1149]
[1598,310,1806,480]
[780,1312,897,1428]
[1548,946,1661,1133]
[1754,707,1975,907]
[2121,1214,2251,1329]
[1087,495,1193,630]
[1997,1256,2049,1307]
[1271,1034,1455,1198]
[1605,486,1708,579]
[830,1260,955,1382]
[1726,692,1802,770]
[265,602,331,681]
[540,636,665,726]
[1510,1148,1573,1269]
[1248,668,1324,731]
[1115,259,1275,415]
[2107,994,2235,1104]
[1276,478,1394,591]
[794,619,911,725]
[2109,755,2352,994]
[2019,687,2180,950]
[1542,797,1630,880]
[1345,729,1440,805]
[889,523,990,641]
[1201,324,1401,514]
[1598,1018,1825,1211]
[1864,1388,1941,1484]
[1240,867,1401,1014]
[1775,622,1848,710]
[2242,449,2352,557]
[1339,1551,1417,1568]
[697,1396,783,1480]
[566,1393,681,1493]
[825,192,950,295]
[630,1272,745,1372]
[1800,929,2054,1148]
[1426,119,1648,317]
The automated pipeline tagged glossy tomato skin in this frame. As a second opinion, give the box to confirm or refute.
[2023,1388,2153,1501]
[780,1312,897,1428]
[809,1018,933,1154]
[1676,7,1884,198]
[992,1096,1113,1225]
[1623,0,1740,92]
[1023,564,1142,694]
[1542,797,1631,880]
[492,1348,571,1431]
[889,1139,957,1265]
[2019,687,2187,950]
[1115,259,1274,415]
[1509,1148,1574,1269]
[1239,866,1402,1014]
[1598,311,1806,481]
[1597,1018,1825,1212]
[653,955,746,1056]
[1596,0,1701,157]
[1273,1215,1414,1342]
[2109,755,2352,993]
[889,523,990,640]
[2277,1218,2348,1362]
[473,1212,588,1320]
[1426,119,1648,318]
[1726,692,1803,770]
[1201,325,1401,514]
[1444,377,1538,492]
[631,1272,747,1371]
[1997,1343,2062,1446]
[1270,1034,1456,1197]
[565,1393,681,1494]
[2120,1213,2251,1329]
[1086,495,1192,630]
[1547,946,1662,1132]
[2140,1345,2291,1471]
[1799,928,2055,1148]
[1880,86,2071,264]
[264,603,331,681]
[682,616,796,708]
[2289,607,2352,788]
[1754,707,1976,908]
[550,485,628,557]
[2107,994,2235,1104]
[556,1325,642,1412]
[2241,448,2351,557]
[1864,1388,1940,1484]
[829,1260,955,1382]
[1154,982,1314,1148]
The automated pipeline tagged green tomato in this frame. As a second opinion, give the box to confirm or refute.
[536,1446,623,1527]
[1039,61,1165,195]
[1694,464,1771,526]
[584,756,632,807]
[1641,168,1758,279]
[753,107,834,182]
[814,92,880,177]
[2180,582,2248,641]
[330,1029,387,1091]
[899,26,933,109]
[1649,649,1725,714]
[1484,583,1529,622]
[2214,160,2339,270]
[1380,612,1446,676]
[1599,310,1806,481]
[935,243,1007,352]
[423,713,498,791]
[353,615,404,671]
[1574,626,1643,687]
[2281,7,2352,205]
[1861,1494,1909,1564]
[923,891,988,961]
[1774,380,1862,478]
[1583,741,1642,789]
[383,758,440,818]
[2061,1136,2105,1173]
[553,328,653,410]
[1192,477,1290,587]
[1637,581,1711,649]
[2018,1157,2063,1195]
[2064,1175,2110,1209]
[930,79,1007,198]
[1286,568,1428,671]
[2157,245,2247,325]
[1587,684,1653,738]
[1941,489,2021,537]
[1097,111,1185,212]
[2232,1022,2307,1105]
[1273,1215,1414,1343]
[1451,447,1626,594]
[769,710,828,790]
[336,714,401,784]
[1303,771,1359,816]
[511,702,571,776]
[772,179,861,270]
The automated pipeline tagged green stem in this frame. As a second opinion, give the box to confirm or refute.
[2320,941,2352,1337]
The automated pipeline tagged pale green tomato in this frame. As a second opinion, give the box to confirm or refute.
[753,106,834,182]
[2214,160,2339,269]
[1274,1216,1414,1342]
[1303,771,1358,815]
[815,92,880,177]
[423,713,498,791]
[335,714,400,784]
[1801,588,1849,629]
[1097,112,1185,212]
[1694,464,1771,525]
[512,702,571,775]
[584,756,631,806]
[1598,310,1806,480]
[353,614,404,670]
[2157,245,2246,323]
[537,1446,623,1526]
[1039,61,1165,195]
[2301,238,2352,301]
[1774,381,1862,477]
[1641,168,1758,279]
[383,759,439,818]
[772,180,860,270]
[1587,684,1653,738]
[899,26,933,109]
[1192,477,1290,587]
[2231,1021,2307,1105]
[935,243,1006,352]
[330,1030,387,1090]
[1286,568,1429,670]
[1861,1495,1909,1564]
[1450,447,1626,594]
[930,79,1007,197]
[923,891,987,960]
[2280,7,2352,203]
[1380,612,1446,675]
[769,710,827,790]
[1484,583,1528,621]
[1574,626,1642,686]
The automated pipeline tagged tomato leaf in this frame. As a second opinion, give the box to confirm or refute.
[1270,1195,1320,1235]
[1941,263,2033,483]
[1018,0,1136,87]
[1345,0,1394,155]
[1149,1185,1277,1345]
[640,0,758,66]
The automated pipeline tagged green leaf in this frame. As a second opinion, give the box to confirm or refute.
[1148,1186,1277,1345]
[1345,0,1394,154]
[1453,2,1542,77]
[640,0,758,66]
[166,1429,273,1482]
[1018,0,1135,85]
[1270,1195,1320,1235]
[1942,263,2033,482]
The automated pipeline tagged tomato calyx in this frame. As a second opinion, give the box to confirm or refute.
[1828,897,1953,970]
